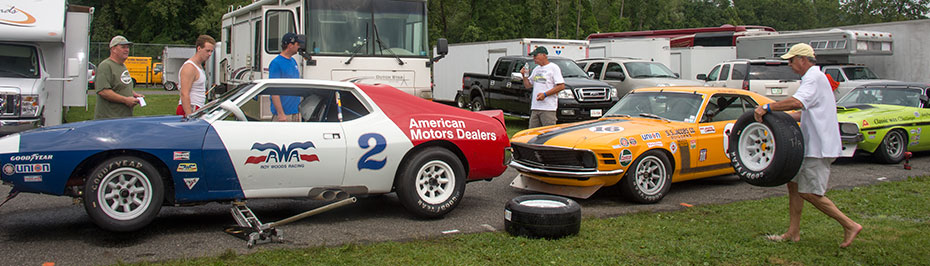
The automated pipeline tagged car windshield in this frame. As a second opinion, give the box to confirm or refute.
[838,87,923,107]
[747,63,800,80]
[529,58,590,78]
[190,83,257,118]
[604,91,704,122]
[0,44,40,78]
[623,62,677,78]
[842,66,880,80]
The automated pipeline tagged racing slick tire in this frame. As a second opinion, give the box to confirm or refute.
[874,129,907,164]
[728,111,804,187]
[618,150,672,203]
[504,194,581,239]
[395,147,466,219]
[83,156,165,232]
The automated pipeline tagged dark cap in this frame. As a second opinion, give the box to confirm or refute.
[281,32,305,46]
[529,46,548,56]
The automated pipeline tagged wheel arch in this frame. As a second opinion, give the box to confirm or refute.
[864,127,908,153]
[392,140,469,191]
[619,148,676,180]
[67,149,175,204]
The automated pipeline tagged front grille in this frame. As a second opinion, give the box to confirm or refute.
[511,142,597,170]
[0,94,19,116]
[575,87,610,102]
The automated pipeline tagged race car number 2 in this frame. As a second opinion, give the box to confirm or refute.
[358,133,387,170]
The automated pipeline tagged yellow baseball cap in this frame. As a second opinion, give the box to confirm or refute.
[780,43,814,59]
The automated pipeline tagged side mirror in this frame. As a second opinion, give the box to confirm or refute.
[696,74,707,81]
[920,94,929,104]
[605,72,625,81]
[219,100,247,121]
[511,73,523,82]
[674,73,680,78]
[436,38,448,55]
[587,72,595,79]
[296,34,315,65]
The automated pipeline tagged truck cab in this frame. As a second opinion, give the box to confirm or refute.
[822,65,897,99]
[576,57,703,98]
[0,43,46,133]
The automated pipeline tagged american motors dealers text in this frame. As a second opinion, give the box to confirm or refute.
[409,118,498,141]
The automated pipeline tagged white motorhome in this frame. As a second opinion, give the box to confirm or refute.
[588,38,671,66]
[0,0,92,133]
[432,38,588,103]
[219,0,443,104]
[670,46,736,82]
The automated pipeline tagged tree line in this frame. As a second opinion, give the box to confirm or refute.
[73,0,928,46]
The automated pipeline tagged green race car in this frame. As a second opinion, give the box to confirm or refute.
[836,82,930,163]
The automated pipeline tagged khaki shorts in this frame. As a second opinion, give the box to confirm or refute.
[529,110,557,128]
[792,157,835,195]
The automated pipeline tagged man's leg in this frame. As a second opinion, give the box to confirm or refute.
[529,111,541,128]
[799,193,862,247]
[540,111,557,126]
[770,182,803,242]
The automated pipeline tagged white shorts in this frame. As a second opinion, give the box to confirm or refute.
[792,157,835,195]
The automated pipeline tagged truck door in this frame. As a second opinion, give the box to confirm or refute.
[261,8,299,79]
[488,59,514,112]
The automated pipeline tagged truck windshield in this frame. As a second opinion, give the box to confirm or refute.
[623,62,677,78]
[307,0,428,57]
[0,44,40,78]
[842,66,880,80]
[605,91,703,122]
[529,59,589,78]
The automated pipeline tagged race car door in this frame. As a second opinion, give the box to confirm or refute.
[691,93,758,174]
[211,86,347,198]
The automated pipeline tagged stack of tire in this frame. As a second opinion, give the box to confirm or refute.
[504,195,581,239]
[728,111,805,187]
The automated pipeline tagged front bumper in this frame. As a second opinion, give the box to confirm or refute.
[509,160,624,178]
[0,118,40,135]
[840,132,864,158]
[556,99,617,123]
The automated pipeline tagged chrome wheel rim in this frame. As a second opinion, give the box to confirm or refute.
[634,155,667,196]
[519,199,567,208]
[97,167,153,221]
[885,131,904,158]
[738,122,776,171]
[415,160,455,205]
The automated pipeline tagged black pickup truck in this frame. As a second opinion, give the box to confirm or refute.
[461,55,618,123]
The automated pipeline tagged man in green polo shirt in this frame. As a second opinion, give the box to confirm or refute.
[94,35,143,119]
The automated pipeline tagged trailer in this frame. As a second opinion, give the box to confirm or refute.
[736,29,893,64]
[160,46,195,91]
[670,46,736,81]
[0,0,92,133]
[826,19,930,83]
[432,38,588,103]
[589,38,671,66]
[587,25,776,48]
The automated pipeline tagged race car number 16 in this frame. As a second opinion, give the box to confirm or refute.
[358,133,387,170]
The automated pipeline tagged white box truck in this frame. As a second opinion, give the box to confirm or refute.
[0,0,92,133]
[588,38,671,66]
[160,46,195,91]
[670,46,736,81]
[432,38,588,104]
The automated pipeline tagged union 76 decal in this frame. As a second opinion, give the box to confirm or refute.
[244,141,320,169]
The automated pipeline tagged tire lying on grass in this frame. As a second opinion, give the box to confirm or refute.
[727,111,804,187]
[505,194,581,239]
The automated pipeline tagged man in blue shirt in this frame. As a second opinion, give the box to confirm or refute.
[269,32,303,122]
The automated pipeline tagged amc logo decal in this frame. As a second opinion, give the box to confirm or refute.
[0,6,37,27]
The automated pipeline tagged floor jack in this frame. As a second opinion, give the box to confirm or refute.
[224,197,357,248]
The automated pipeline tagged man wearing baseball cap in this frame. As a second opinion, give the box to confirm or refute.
[269,32,305,122]
[753,43,862,247]
[94,35,143,119]
[520,46,565,127]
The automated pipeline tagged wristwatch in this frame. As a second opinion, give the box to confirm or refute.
[764,104,772,112]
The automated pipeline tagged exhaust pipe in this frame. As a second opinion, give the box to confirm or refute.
[308,188,348,201]
[333,190,349,201]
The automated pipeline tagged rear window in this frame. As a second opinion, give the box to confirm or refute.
[748,63,800,80]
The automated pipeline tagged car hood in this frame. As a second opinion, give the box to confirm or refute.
[563,77,611,88]
[631,77,703,86]
[511,117,687,149]
[16,115,210,151]
[841,79,899,86]
[836,104,930,128]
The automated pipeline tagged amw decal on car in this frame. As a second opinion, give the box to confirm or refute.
[244,141,320,167]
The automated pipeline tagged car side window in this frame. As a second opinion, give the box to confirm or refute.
[703,94,759,122]
[824,69,845,82]
[588,62,604,79]
[605,63,624,80]
[494,60,513,77]
[337,91,371,122]
[719,64,731,81]
[730,63,747,80]
[707,65,721,81]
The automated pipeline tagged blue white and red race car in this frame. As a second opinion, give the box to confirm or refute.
[0,79,509,231]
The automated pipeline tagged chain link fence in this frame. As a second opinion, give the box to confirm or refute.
[89,42,194,66]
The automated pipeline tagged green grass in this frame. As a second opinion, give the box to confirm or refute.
[65,94,179,122]
[505,115,528,137]
[132,176,930,265]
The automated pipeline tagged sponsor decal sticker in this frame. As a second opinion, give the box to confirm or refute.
[641,132,661,141]
[589,126,624,133]
[669,142,678,154]
[916,111,921,117]
[184,178,200,189]
[173,151,190,160]
[24,175,42,182]
[619,138,630,147]
[619,149,633,167]
[909,141,919,146]
[862,120,869,127]
[690,139,697,149]
[647,141,663,148]
[699,125,716,134]
[612,144,622,149]
[13,163,50,174]
[245,141,321,169]
[177,163,198,172]
[699,149,707,162]
[2,164,13,176]
[665,128,696,139]
[0,5,38,27]
[628,138,637,146]
[408,117,497,141]
[9,153,53,162]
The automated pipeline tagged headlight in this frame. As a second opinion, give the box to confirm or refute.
[557,89,574,99]
[610,88,618,97]
[21,94,39,117]
[839,122,860,135]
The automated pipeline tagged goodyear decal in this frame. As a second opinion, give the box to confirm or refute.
[619,149,633,167]
[9,154,53,162]
[530,119,626,144]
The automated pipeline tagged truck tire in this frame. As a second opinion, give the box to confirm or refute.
[455,92,469,109]
[874,129,907,164]
[727,111,804,187]
[470,96,485,111]
[164,81,178,91]
[395,147,466,219]
[83,156,164,232]
[505,194,581,239]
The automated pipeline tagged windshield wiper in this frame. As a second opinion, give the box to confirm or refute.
[638,113,670,122]
[372,23,405,65]
[344,25,370,65]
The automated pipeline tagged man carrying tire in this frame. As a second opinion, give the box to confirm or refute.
[752,43,862,248]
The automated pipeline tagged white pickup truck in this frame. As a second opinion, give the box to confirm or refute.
[822,65,897,99]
